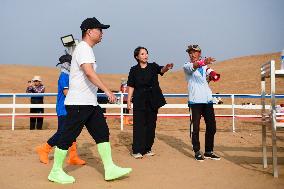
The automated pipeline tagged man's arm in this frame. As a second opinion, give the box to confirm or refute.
[81,63,116,103]
[193,57,216,69]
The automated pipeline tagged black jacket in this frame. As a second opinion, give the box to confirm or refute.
[127,62,166,110]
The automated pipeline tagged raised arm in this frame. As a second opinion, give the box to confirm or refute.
[161,63,174,74]
[192,57,216,69]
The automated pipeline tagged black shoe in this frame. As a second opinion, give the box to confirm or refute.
[204,152,221,160]
[194,152,205,162]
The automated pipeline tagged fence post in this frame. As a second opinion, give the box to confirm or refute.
[120,93,124,131]
[12,94,16,130]
[261,78,267,168]
[270,60,278,178]
[232,94,235,132]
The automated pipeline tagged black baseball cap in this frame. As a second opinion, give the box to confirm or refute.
[56,54,72,66]
[80,17,110,31]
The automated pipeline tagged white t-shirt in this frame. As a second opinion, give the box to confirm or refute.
[65,41,98,106]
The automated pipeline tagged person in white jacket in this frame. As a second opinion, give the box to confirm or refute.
[183,44,221,162]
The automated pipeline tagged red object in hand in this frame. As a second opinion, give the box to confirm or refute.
[206,68,220,82]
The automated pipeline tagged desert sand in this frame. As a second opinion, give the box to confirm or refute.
[0,52,284,188]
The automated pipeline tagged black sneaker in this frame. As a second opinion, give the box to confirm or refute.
[204,152,221,160]
[194,152,205,162]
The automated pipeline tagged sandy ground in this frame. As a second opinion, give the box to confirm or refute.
[0,121,283,189]
[1,52,284,188]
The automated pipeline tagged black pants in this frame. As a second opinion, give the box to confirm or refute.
[47,116,70,147]
[132,103,158,154]
[56,105,109,150]
[190,103,216,153]
[30,108,44,130]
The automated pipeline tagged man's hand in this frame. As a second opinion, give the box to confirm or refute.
[105,90,117,103]
[204,57,216,65]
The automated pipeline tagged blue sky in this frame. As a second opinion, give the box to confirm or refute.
[1,0,284,73]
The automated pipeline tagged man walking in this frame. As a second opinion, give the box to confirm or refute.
[47,17,132,184]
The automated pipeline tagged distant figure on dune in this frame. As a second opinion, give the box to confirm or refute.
[35,54,85,166]
[183,44,221,162]
[26,75,45,130]
[47,17,132,184]
[127,46,173,159]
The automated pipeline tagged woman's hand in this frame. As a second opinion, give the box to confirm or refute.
[161,63,174,73]
[165,63,174,69]
[127,100,132,110]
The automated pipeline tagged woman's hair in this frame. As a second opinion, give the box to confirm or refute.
[134,46,148,63]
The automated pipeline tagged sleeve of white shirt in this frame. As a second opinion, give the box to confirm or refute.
[183,62,195,74]
[76,44,96,66]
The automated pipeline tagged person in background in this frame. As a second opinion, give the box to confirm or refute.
[183,44,221,162]
[35,54,85,165]
[120,78,133,125]
[26,75,45,130]
[127,46,173,159]
[47,17,132,184]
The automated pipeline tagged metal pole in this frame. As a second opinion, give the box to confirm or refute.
[270,60,278,178]
[120,93,124,131]
[12,94,16,130]
[261,79,267,168]
[232,94,235,132]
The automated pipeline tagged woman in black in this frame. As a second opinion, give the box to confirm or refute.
[127,46,173,159]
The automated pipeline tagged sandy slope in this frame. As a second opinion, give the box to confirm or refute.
[0,52,284,188]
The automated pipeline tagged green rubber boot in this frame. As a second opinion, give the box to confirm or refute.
[97,142,132,181]
[48,147,75,184]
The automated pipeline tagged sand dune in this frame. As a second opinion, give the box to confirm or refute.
[0,52,284,188]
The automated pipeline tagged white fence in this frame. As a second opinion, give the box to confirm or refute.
[261,60,284,178]
[0,93,284,131]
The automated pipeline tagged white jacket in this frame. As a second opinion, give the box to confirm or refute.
[183,61,213,104]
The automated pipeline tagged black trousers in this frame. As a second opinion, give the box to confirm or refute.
[57,105,109,150]
[30,108,44,130]
[132,102,158,154]
[47,115,70,147]
[190,103,216,153]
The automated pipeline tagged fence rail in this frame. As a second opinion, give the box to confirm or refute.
[1,93,284,131]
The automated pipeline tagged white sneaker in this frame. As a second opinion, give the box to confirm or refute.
[145,151,155,156]
[132,153,143,159]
